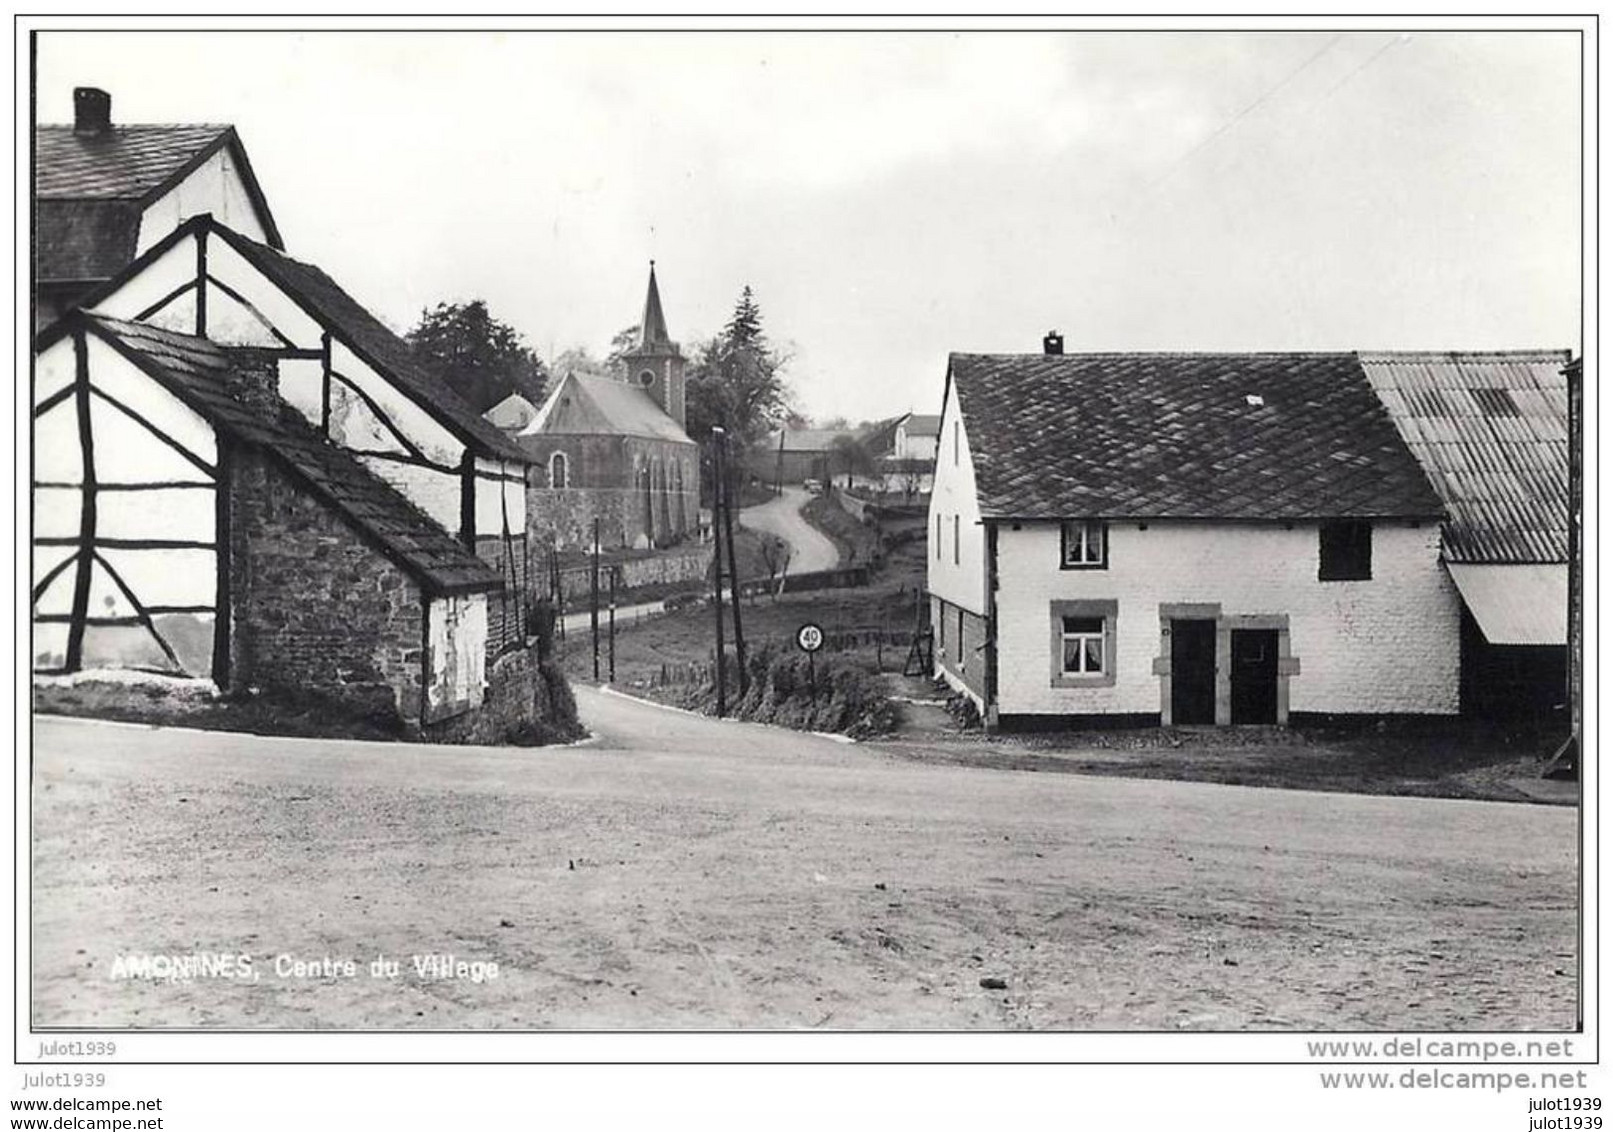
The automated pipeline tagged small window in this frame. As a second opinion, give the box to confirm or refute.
[956,609,964,664]
[938,602,946,650]
[953,514,960,565]
[1319,520,1372,581]
[1061,520,1107,569]
[639,370,656,388]
[1061,616,1106,676]
[936,513,942,559]
[548,451,569,489]
[953,421,960,466]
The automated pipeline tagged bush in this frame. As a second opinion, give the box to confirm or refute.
[678,643,901,738]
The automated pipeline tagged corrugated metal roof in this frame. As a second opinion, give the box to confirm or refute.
[1360,351,1570,564]
[519,372,692,445]
[1447,563,1567,646]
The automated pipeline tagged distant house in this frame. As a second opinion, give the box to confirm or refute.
[760,428,846,485]
[929,342,1459,729]
[1362,351,1572,716]
[34,87,281,330]
[892,412,941,462]
[485,391,539,431]
[517,265,700,551]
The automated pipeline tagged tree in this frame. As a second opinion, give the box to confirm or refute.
[604,324,641,378]
[685,285,791,449]
[406,300,547,414]
[829,433,878,490]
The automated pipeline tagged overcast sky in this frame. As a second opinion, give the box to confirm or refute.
[34,29,1582,424]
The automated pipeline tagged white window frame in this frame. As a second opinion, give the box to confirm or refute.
[1060,616,1106,676]
[1061,519,1107,569]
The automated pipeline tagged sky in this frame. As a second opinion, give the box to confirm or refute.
[33,28,1583,425]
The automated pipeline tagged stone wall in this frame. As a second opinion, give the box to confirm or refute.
[421,641,580,744]
[228,447,424,722]
[547,543,715,602]
[524,433,701,551]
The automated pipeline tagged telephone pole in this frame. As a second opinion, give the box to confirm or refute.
[716,428,748,697]
[710,432,728,716]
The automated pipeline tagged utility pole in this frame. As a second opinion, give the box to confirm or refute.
[608,566,617,684]
[716,427,748,697]
[590,517,600,682]
[710,431,728,717]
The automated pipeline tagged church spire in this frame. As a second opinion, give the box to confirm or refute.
[639,260,673,352]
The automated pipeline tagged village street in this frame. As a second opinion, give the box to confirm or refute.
[738,486,842,574]
[31,689,1576,1031]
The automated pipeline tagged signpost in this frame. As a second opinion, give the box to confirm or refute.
[797,621,824,702]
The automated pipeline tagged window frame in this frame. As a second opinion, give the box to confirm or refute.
[1048,599,1119,689]
[1060,519,1108,570]
[1318,520,1373,582]
[548,450,569,490]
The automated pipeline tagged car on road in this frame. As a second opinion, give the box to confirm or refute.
[802,478,824,494]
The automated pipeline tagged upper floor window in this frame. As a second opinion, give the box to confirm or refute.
[1061,520,1107,569]
[953,421,960,466]
[1318,520,1372,581]
[548,451,569,489]
[953,514,960,565]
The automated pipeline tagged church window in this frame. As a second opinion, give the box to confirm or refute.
[549,451,569,489]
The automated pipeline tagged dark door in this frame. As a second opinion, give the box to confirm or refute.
[1230,629,1279,724]
[1170,619,1217,725]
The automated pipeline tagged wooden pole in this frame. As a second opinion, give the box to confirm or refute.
[609,566,617,684]
[710,433,727,717]
[718,429,749,697]
[590,518,600,682]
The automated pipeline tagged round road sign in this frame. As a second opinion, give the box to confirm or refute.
[796,622,825,653]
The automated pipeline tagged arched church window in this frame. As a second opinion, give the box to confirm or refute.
[549,451,569,489]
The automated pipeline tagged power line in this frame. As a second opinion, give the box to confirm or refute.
[1148,34,1345,191]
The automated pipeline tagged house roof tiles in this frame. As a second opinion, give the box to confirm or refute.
[949,351,1446,521]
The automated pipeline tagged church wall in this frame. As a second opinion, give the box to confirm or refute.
[524,433,701,553]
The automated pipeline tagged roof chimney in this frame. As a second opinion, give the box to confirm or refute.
[1042,330,1064,356]
[73,87,112,135]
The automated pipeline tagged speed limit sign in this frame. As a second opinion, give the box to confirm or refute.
[796,622,825,653]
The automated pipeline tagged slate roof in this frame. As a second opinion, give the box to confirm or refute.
[1360,351,1571,563]
[79,313,502,596]
[636,263,677,353]
[900,413,942,438]
[948,352,1445,521]
[519,371,693,445]
[34,123,283,282]
[208,224,530,463]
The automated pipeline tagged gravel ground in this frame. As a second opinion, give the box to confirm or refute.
[30,691,1577,1031]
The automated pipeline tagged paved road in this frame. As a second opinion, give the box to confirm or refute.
[30,693,1576,1030]
[739,486,841,574]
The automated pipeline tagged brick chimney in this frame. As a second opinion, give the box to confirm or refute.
[73,87,112,135]
[1043,330,1064,356]
[222,348,284,417]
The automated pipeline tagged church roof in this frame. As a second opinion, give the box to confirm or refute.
[636,262,676,353]
[519,371,693,446]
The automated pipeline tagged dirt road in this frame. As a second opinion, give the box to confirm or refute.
[739,487,841,573]
[30,691,1576,1030]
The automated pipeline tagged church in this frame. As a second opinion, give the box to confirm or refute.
[519,265,701,551]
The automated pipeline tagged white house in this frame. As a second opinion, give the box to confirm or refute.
[34,87,281,330]
[49,214,535,657]
[892,412,941,462]
[929,340,1460,729]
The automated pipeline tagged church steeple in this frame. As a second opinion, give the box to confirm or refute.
[624,261,686,430]
[639,260,675,352]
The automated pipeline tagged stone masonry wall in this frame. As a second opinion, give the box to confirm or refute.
[229,447,425,722]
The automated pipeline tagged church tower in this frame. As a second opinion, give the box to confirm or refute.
[623,262,686,430]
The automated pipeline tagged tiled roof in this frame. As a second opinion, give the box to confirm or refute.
[949,352,1445,521]
[210,225,530,463]
[35,124,230,200]
[80,313,503,596]
[519,371,693,445]
[1360,351,1571,564]
[35,199,141,282]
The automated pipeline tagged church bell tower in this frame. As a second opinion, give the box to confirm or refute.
[623,261,686,430]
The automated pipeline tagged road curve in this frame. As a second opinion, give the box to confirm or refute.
[738,486,841,574]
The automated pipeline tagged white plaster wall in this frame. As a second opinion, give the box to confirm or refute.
[36,336,75,404]
[926,379,987,615]
[136,147,269,255]
[995,520,1460,716]
[359,456,461,534]
[90,236,197,328]
[87,338,217,472]
[204,238,323,348]
[426,594,488,715]
[277,358,324,425]
[331,341,461,465]
[896,427,938,462]
[473,458,527,538]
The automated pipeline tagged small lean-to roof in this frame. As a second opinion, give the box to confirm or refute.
[775,427,847,453]
[208,224,530,463]
[1447,563,1567,646]
[484,392,538,431]
[34,123,283,280]
[519,372,693,445]
[1359,351,1571,564]
[949,352,1445,521]
[79,313,502,596]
